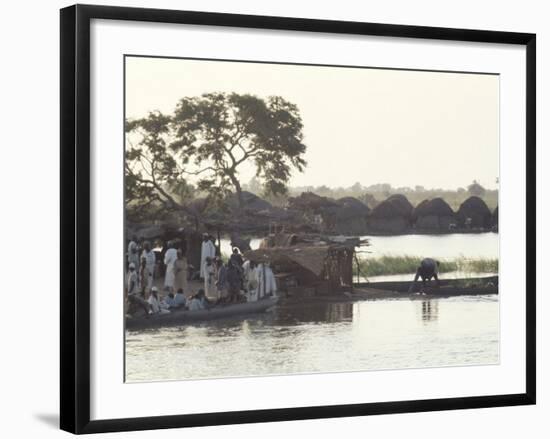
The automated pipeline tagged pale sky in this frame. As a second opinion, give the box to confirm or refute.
[125,56,499,190]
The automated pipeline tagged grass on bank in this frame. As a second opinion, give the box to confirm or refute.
[356,255,498,278]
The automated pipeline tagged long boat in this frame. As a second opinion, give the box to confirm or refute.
[353,276,498,298]
[126,296,279,330]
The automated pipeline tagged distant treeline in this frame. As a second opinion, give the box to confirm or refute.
[244,179,498,211]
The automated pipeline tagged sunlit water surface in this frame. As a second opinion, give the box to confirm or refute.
[126,295,499,382]
[221,232,498,260]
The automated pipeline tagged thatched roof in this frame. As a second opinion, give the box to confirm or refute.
[456,196,492,228]
[387,194,414,212]
[336,197,370,217]
[457,196,491,217]
[370,194,413,219]
[225,191,273,211]
[288,192,339,212]
[182,191,296,232]
[413,197,454,218]
[245,244,352,277]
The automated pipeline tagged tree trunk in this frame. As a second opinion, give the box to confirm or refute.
[229,173,244,209]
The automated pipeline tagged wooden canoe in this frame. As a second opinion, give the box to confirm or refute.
[354,276,498,297]
[126,296,279,330]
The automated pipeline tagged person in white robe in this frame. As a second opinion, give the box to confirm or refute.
[126,264,151,316]
[163,242,178,292]
[244,260,258,302]
[256,262,277,299]
[200,234,216,279]
[203,257,216,297]
[140,241,156,292]
[126,263,138,296]
[127,236,140,268]
[148,287,169,314]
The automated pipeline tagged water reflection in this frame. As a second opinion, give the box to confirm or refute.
[420,300,439,323]
[126,295,499,382]
[274,302,354,325]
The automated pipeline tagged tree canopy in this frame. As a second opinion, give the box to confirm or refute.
[125,92,307,221]
[467,180,486,197]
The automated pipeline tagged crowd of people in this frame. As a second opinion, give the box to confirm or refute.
[125,232,277,318]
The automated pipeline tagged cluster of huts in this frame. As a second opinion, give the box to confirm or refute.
[127,190,497,298]
[130,190,498,242]
[287,192,498,235]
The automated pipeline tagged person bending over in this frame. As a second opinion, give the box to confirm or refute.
[408,258,440,293]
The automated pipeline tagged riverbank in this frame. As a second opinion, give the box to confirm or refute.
[356,255,498,278]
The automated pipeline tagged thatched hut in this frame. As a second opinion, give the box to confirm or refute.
[288,192,339,212]
[225,191,273,211]
[322,197,370,235]
[367,194,413,233]
[387,194,414,215]
[412,197,456,231]
[456,196,492,229]
[288,193,370,235]
[191,191,295,234]
[245,243,356,295]
[287,192,339,232]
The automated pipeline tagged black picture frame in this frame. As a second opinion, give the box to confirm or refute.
[60,4,536,434]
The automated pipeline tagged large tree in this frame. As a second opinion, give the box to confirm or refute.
[125,111,202,228]
[170,92,306,207]
[125,92,307,218]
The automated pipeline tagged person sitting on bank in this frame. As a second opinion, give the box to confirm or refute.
[148,286,170,314]
[408,258,440,293]
[163,292,177,308]
[174,288,187,308]
[188,289,210,311]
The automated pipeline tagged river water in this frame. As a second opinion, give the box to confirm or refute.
[125,295,499,382]
[126,233,499,382]
[220,232,499,260]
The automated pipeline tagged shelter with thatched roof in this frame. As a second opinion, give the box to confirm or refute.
[188,191,295,234]
[367,194,413,233]
[492,206,498,230]
[225,191,273,211]
[320,197,371,235]
[412,197,456,231]
[288,192,339,212]
[288,192,370,235]
[245,243,356,295]
[456,196,493,229]
[287,192,337,230]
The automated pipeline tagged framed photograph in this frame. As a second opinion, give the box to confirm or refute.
[60,4,536,434]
